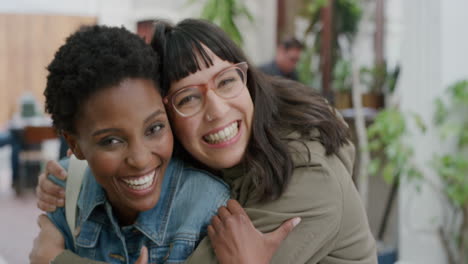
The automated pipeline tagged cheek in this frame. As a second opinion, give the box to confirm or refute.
[172,116,199,144]
[156,131,175,158]
[240,91,254,122]
[86,152,120,185]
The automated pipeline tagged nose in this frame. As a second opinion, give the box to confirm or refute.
[203,89,230,122]
[125,138,153,170]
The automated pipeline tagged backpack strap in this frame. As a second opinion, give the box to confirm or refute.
[65,155,87,247]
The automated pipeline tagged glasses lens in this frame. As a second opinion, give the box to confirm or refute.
[173,88,203,116]
[214,67,245,99]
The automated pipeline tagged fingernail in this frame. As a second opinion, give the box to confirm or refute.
[292,217,301,227]
[60,171,67,178]
[58,198,65,205]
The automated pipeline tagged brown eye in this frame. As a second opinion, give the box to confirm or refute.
[98,137,122,146]
[146,123,165,136]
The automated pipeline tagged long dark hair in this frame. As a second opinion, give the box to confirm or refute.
[151,18,350,202]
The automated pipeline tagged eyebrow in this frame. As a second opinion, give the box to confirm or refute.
[91,109,166,137]
[144,109,166,124]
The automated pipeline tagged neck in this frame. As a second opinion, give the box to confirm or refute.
[110,202,138,226]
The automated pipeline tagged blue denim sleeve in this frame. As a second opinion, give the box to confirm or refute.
[175,168,230,233]
[47,207,75,251]
[46,157,75,250]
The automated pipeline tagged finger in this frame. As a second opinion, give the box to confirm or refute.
[217,206,231,221]
[37,186,65,207]
[37,200,57,212]
[207,225,216,240]
[37,214,48,228]
[66,149,73,157]
[45,160,68,181]
[211,215,224,231]
[37,214,54,229]
[40,176,65,198]
[265,217,301,247]
[226,199,247,216]
[135,246,148,264]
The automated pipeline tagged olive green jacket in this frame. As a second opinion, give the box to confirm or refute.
[185,131,377,264]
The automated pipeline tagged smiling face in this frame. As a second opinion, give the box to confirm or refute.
[65,78,173,225]
[168,53,254,170]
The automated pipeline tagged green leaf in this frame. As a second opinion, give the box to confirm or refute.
[459,127,468,147]
[235,3,254,22]
[411,113,427,133]
[382,163,396,184]
[297,46,316,85]
[196,0,252,47]
[433,98,447,125]
[201,0,218,21]
[449,80,468,105]
[368,159,381,176]
[368,140,382,152]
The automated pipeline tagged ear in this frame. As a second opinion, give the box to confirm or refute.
[62,131,85,160]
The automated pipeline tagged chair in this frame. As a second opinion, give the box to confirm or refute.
[16,126,58,195]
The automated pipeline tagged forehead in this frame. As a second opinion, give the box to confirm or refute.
[77,78,163,130]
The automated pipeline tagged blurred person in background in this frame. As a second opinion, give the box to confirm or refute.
[259,36,304,81]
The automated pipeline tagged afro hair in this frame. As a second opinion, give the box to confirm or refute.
[44,25,160,133]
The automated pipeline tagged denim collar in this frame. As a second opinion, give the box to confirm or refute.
[76,158,183,246]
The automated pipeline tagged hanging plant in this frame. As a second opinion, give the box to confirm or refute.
[189,0,253,46]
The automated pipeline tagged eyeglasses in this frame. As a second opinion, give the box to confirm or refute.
[164,62,248,117]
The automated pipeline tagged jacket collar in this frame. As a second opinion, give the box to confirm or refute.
[76,158,183,246]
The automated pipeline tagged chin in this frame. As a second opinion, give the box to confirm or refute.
[136,196,160,212]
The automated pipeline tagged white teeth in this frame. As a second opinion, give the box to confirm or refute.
[204,122,239,144]
[122,171,155,190]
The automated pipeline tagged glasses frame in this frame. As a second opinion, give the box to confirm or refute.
[164,62,249,117]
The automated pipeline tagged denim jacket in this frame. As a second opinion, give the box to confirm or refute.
[48,158,229,264]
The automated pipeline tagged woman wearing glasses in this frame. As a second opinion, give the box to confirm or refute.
[35,18,377,264]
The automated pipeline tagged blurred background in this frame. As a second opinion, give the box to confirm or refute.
[0,0,467,263]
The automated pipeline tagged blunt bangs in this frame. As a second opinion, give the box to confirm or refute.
[159,19,246,94]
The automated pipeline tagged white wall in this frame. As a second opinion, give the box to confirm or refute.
[397,0,468,263]
[441,0,468,86]
[240,0,276,64]
[0,0,98,16]
[0,0,276,64]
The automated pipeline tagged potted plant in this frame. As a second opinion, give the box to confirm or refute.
[359,61,400,109]
[296,0,362,91]
[332,59,353,109]
[433,80,468,264]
